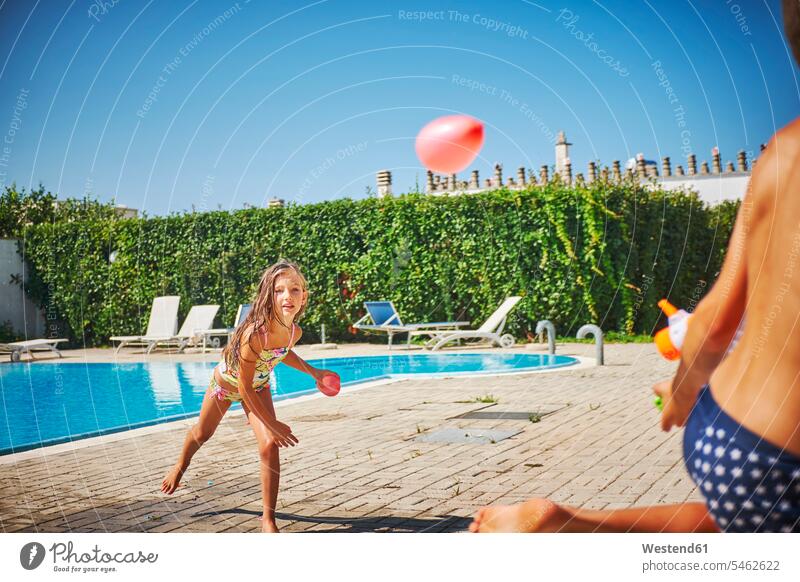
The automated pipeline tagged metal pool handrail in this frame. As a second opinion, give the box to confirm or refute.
[535,320,556,354]
[577,324,604,365]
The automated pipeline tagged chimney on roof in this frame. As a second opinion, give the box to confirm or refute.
[555,131,571,176]
[376,170,392,197]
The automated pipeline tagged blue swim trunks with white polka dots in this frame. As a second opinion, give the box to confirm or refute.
[684,386,800,532]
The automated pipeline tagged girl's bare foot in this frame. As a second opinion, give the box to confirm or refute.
[160,464,187,495]
[469,498,568,532]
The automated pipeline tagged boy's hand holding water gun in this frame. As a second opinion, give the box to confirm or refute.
[651,298,744,430]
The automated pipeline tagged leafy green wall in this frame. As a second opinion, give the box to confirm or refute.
[20,182,739,346]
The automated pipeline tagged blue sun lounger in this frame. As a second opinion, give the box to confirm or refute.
[353,301,470,349]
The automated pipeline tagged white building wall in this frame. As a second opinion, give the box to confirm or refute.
[0,239,46,338]
[655,174,749,205]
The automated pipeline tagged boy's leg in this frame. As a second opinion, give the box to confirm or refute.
[247,392,281,533]
[569,502,718,532]
[470,499,717,533]
[161,384,231,494]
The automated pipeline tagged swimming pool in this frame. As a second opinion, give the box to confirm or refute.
[0,353,578,455]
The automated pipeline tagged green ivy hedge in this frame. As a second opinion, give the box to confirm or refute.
[21,182,739,346]
[1,185,118,237]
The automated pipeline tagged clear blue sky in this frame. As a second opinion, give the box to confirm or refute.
[0,0,797,215]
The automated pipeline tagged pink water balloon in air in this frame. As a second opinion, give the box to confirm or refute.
[415,115,485,174]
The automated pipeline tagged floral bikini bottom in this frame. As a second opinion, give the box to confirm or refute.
[208,375,267,404]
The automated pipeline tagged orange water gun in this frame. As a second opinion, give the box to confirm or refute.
[653,299,692,411]
[654,299,691,361]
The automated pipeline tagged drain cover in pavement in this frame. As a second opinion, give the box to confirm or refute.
[453,404,567,420]
[291,413,346,422]
[415,428,520,444]
[456,411,537,420]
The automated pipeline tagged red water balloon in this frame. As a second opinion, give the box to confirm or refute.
[415,115,484,174]
[318,373,340,397]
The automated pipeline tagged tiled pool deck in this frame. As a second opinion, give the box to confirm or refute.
[0,342,700,533]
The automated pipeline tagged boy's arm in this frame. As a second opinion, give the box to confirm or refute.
[671,211,748,393]
[660,142,767,430]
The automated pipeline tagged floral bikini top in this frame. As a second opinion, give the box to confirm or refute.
[216,323,295,390]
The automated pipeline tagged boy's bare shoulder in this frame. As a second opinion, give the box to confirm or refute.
[752,119,800,201]
[771,117,800,156]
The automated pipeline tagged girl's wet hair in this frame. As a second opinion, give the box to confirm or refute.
[222,259,308,370]
[786,0,800,66]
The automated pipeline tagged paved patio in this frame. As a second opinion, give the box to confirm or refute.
[0,342,700,533]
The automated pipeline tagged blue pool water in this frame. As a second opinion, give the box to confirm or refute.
[0,353,577,455]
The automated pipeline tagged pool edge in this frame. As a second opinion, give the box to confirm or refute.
[0,354,593,464]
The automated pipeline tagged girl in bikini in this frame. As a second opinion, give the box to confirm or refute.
[161,260,338,533]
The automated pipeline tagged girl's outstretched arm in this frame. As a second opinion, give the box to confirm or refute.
[282,349,322,377]
[237,331,298,447]
[280,326,337,384]
[282,350,339,395]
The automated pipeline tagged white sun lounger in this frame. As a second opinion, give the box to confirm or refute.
[353,301,470,349]
[0,338,68,362]
[150,304,221,353]
[421,296,522,351]
[196,303,251,352]
[110,295,181,353]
